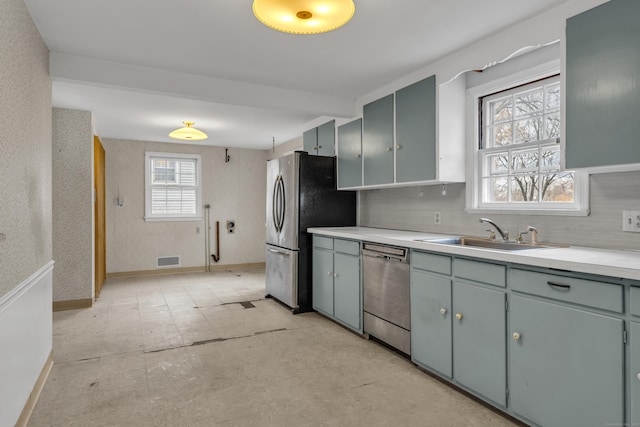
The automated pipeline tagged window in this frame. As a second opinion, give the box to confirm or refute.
[145,152,202,221]
[468,70,588,216]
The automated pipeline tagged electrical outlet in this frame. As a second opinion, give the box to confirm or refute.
[622,210,640,232]
[196,227,200,234]
[434,211,441,225]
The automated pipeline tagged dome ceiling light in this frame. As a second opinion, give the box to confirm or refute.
[252,0,355,35]
[168,121,208,141]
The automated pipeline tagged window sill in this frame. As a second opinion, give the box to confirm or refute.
[144,216,203,222]
[466,207,589,217]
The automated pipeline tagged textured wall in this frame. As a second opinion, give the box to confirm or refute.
[104,139,267,273]
[359,171,640,251]
[52,108,94,302]
[0,0,52,298]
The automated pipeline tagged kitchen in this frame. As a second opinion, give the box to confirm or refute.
[2,0,640,426]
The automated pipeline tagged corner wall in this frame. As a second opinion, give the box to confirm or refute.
[0,0,53,424]
[52,108,94,304]
[104,139,267,274]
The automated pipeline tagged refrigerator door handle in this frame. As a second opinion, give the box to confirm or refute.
[272,176,282,232]
[267,247,290,256]
[275,175,285,233]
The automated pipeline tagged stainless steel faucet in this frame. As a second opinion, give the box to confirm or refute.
[479,218,509,241]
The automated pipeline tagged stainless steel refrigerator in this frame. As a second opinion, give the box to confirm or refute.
[265,151,356,313]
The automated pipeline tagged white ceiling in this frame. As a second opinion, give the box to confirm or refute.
[24,0,568,149]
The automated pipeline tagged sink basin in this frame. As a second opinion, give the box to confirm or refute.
[414,236,566,251]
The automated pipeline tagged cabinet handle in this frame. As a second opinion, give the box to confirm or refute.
[439,308,447,315]
[547,281,571,290]
[512,332,521,342]
[334,273,339,277]
[327,271,332,276]
[396,145,402,149]
[455,313,463,320]
[317,146,322,149]
[386,147,392,152]
[637,373,640,381]
[356,154,361,158]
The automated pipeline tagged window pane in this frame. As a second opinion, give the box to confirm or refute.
[510,175,539,202]
[483,177,508,202]
[491,97,512,124]
[545,83,560,112]
[541,172,575,202]
[485,153,509,175]
[515,89,543,117]
[512,149,539,172]
[489,123,513,147]
[515,117,544,144]
[541,145,561,170]
[152,159,176,184]
[545,113,560,139]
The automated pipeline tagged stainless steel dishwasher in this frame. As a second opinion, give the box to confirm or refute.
[362,243,410,354]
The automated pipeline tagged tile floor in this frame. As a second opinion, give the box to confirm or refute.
[29,269,517,427]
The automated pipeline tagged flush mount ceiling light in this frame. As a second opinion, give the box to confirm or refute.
[168,121,208,141]
[252,0,355,35]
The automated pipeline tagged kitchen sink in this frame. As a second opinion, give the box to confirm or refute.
[414,236,566,251]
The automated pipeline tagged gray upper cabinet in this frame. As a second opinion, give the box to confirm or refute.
[337,118,362,189]
[303,120,335,156]
[396,75,436,183]
[340,75,465,190]
[363,94,395,186]
[565,0,640,169]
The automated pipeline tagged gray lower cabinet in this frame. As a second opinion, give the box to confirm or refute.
[631,321,640,426]
[510,294,624,427]
[312,237,361,332]
[312,246,334,316]
[452,280,506,407]
[410,269,452,377]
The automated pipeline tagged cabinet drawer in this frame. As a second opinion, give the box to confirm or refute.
[313,236,333,250]
[454,258,506,287]
[631,287,640,317]
[511,269,623,313]
[334,239,360,256]
[412,251,451,276]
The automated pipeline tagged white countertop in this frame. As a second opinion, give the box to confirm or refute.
[307,226,640,281]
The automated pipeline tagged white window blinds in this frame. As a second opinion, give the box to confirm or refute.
[145,152,202,220]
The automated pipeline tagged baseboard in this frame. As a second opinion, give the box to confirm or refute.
[105,262,266,280]
[14,351,53,427]
[52,298,93,312]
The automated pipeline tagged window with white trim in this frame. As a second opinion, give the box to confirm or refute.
[471,73,588,215]
[145,152,202,221]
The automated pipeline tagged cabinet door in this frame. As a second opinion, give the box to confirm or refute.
[395,75,436,182]
[411,270,452,377]
[452,281,506,406]
[303,128,318,155]
[333,253,360,331]
[566,0,640,168]
[630,321,640,426]
[317,120,335,157]
[312,248,334,316]
[363,94,394,186]
[510,295,623,427]
[337,119,362,188]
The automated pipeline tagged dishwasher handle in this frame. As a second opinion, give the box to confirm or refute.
[362,244,408,264]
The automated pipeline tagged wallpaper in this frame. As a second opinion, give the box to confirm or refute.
[52,108,94,301]
[0,0,52,299]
